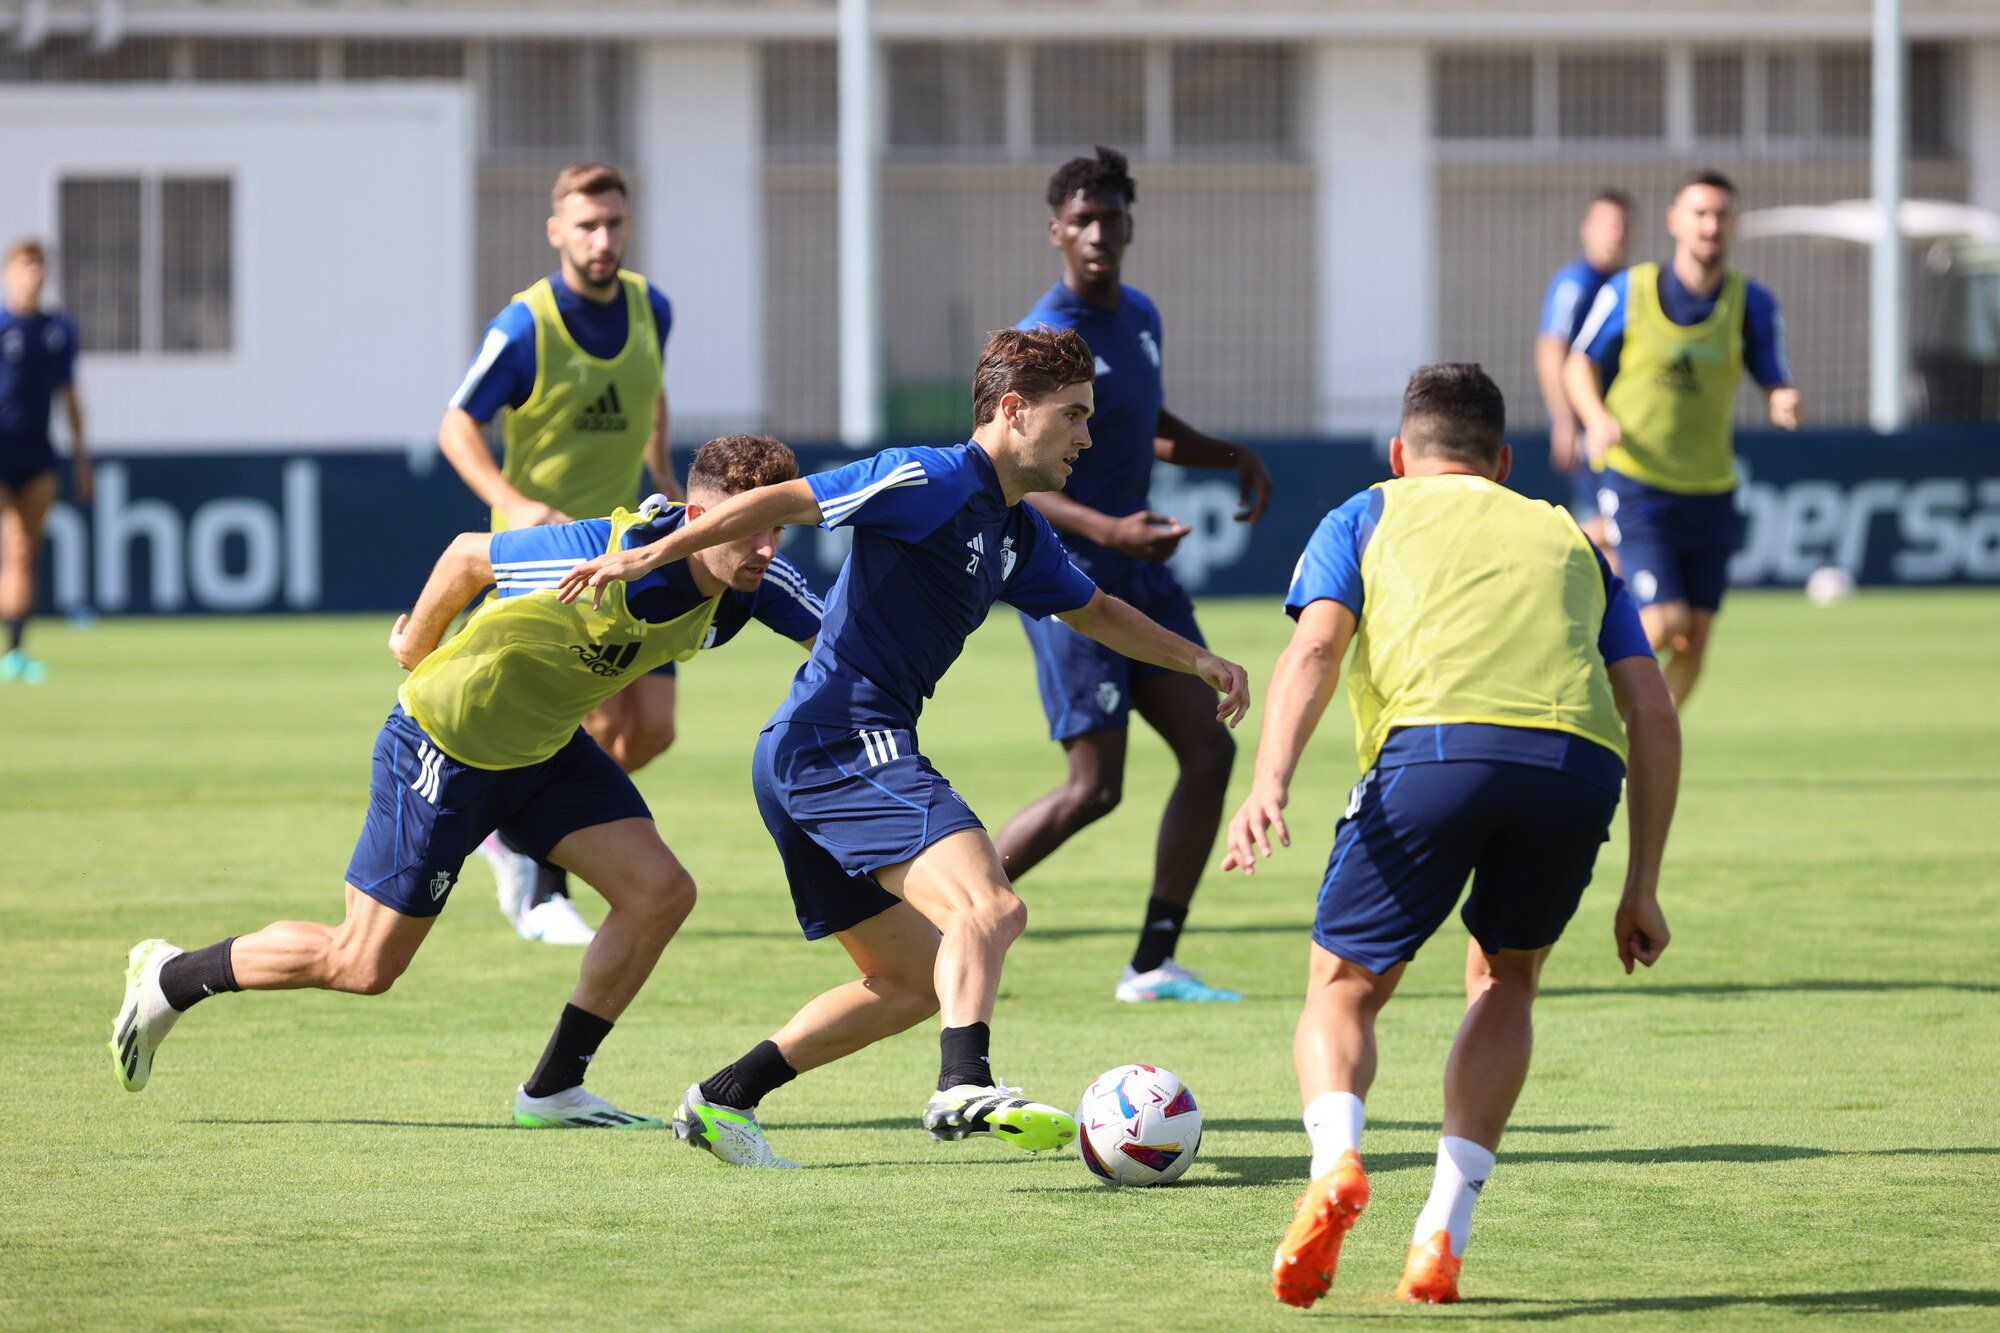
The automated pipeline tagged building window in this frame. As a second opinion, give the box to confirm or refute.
[763,41,837,157]
[1032,44,1145,151]
[341,40,466,81]
[190,38,320,82]
[485,42,627,158]
[1172,45,1299,152]
[59,175,233,355]
[1556,53,1664,140]
[1692,51,1745,139]
[1433,53,1534,140]
[887,43,1004,152]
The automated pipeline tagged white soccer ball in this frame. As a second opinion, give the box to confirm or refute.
[1805,564,1856,606]
[1075,1064,1203,1187]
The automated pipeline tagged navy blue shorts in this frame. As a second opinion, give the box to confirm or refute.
[649,659,677,679]
[1019,560,1205,741]
[753,721,985,940]
[345,706,651,917]
[0,446,57,493]
[1314,760,1620,974]
[1598,470,1743,613]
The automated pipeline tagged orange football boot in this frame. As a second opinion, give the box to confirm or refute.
[1270,1149,1369,1308]
[1395,1228,1462,1304]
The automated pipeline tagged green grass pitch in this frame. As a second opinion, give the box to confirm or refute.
[3,592,1997,1328]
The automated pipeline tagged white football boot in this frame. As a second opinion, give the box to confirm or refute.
[512,1084,663,1129]
[478,833,538,922]
[110,939,184,1091]
[517,895,596,945]
[673,1083,800,1168]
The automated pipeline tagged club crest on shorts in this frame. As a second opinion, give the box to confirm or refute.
[1096,681,1121,714]
[429,871,453,901]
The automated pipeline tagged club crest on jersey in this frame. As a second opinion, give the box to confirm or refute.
[1001,536,1017,580]
[1138,329,1161,368]
[575,382,630,432]
[571,641,643,676]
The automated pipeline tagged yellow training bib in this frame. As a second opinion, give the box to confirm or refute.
[1345,474,1627,774]
[400,504,717,769]
[495,271,662,532]
[1602,261,1746,495]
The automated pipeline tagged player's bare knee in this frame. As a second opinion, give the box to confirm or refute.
[976,888,1028,944]
[1066,777,1122,824]
[330,949,403,996]
[1185,725,1237,784]
[633,863,696,926]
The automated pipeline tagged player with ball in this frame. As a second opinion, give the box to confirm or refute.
[1223,365,1682,1306]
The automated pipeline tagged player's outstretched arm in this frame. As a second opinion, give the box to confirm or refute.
[555,479,823,607]
[1153,407,1273,522]
[438,406,568,528]
[1608,656,1681,973]
[1766,385,1803,431]
[1535,334,1579,470]
[1058,590,1249,725]
[389,532,495,670]
[1220,599,1356,875]
[1564,352,1621,464]
[1026,490,1191,562]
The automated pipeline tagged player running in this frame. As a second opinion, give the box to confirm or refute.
[1534,189,1631,552]
[995,146,1273,1005]
[555,327,1250,1168]
[1219,365,1680,1307]
[1565,169,1801,707]
[441,162,680,944]
[110,435,822,1129]
[0,239,90,684]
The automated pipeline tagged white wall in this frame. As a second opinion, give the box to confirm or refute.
[633,41,765,441]
[1314,43,1434,435]
[0,86,473,451]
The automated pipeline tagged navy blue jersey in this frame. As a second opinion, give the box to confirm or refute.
[1539,256,1617,344]
[451,273,674,424]
[1573,266,1791,390]
[0,308,78,448]
[772,442,1098,732]
[1018,282,1164,569]
[489,500,822,646]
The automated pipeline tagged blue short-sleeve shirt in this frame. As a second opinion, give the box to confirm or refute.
[772,442,1097,732]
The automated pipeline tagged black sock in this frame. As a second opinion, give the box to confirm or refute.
[5,616,23,654]
[523,1003,615,1098]
[157,939,240,1012]
[498,830,570,904]
[938,1022,993,1091]
[1131,896,1189,974]
[698,1040,799,1111]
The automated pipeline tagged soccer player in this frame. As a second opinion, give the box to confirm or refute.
[0,239,89,684]
[441,162,678,944]
[1219,365,1680,1307]
[1565,170,1801,707]
[110,435,822,1129]
[1534,189,1631,551]
[555,327,1250,1168]
[995,146,1273,1004]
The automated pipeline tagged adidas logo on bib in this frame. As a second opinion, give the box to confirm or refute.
[576,383,630,432]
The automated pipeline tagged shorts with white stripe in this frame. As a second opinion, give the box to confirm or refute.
[751,721,985,940]
[345,705,650,917]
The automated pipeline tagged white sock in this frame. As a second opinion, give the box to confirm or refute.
[1303,1091,1365,1179]
[1410,1136,1497,1258]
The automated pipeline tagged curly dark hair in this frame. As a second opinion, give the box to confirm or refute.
[972,326,1098,426]
[1045,145,1136,214]
[686,434,800,496]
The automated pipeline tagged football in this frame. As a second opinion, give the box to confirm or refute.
[1075,1064,1204,1187]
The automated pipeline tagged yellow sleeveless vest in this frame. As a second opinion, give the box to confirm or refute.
[1346,475,1627,773]
[399,505,718,769]
[495,271,662,532]
[1602,261,1746,495]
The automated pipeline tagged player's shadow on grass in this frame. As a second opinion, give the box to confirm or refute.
[1535,978,2000,999]
[1412,1287,2000,1321]
[1191,1118,1608,1136]
[1185,1142,2000,1190]
[194,1117,521,1132]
